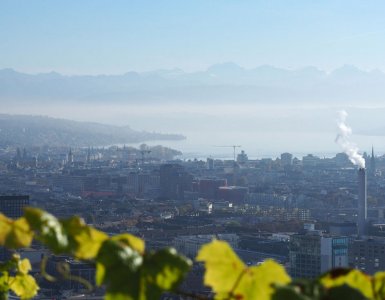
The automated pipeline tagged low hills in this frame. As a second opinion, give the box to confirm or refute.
[0,114,185,147]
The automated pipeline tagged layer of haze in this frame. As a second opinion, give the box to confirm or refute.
[3,102,385,160]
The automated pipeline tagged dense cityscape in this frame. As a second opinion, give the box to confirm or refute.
[1,143,385,298]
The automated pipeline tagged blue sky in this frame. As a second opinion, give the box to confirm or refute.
[2,0,385,74]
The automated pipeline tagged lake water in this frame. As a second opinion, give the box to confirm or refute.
[125,130,385,160]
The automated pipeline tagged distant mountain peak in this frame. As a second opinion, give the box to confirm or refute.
[2,64,385,105]
[332,64,365,74]
[207,62,244,73]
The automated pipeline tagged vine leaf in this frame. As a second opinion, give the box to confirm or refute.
[97,242,190,300]
[372,271,385,300]
[9,274,39,300]
[95,262,106,286]
[0,271,10,298]
[62,216,108,260]
[24,208,69,253]
[6,218,33,249]
[96,239,143,300]
[0,214,33,249]
[327,285,367,300]
[196,240,246,298]
[235,260,291,300]
[112,234,145,255]
[197,240,290,300]
[320,269,372,299]
[0,214,12,245]
[17,259,32,275]
[272,285,312,300]
[140,248,191,299]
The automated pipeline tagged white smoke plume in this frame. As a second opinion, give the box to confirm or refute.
[335,110,365,168]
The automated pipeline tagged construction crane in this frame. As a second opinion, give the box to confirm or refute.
[214,145,241,162]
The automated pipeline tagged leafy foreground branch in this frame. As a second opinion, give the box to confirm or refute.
[1,208,385,300]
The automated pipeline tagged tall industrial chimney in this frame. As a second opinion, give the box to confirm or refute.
[358,168,367,237]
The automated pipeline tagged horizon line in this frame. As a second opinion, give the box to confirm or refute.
[0,63,382,77]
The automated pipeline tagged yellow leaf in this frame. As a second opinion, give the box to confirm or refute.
[73,226,108,259]
[0,213,12,245]
[234,260,291,300]
[95,262,106,286]
[320,269,372,299]
[372,271,385,299]
[111,233,145,255]
[63,216,108,260]
[9,274,39,300]
[18,259,32,275]
[196,240,246,298]
[6,218,33,248]
[197,241,290,300]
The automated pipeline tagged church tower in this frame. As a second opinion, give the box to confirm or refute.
[370,146,376,177]
[68,148,74,164]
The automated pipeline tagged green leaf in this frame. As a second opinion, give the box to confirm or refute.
[24,207,68,253]
[5,218,33,249]
[140,248,191,299]
[97,239,143,273]
[272,285,312,300]
[105,286,139,300]
[9,274,39,300]
[100,247,191,300]
[0,271,10,294]
[320,269,372,299]
[327,285,367,300]
[62,216,108,260]
[96,239,143,299]
[196,239,246,298]
[285,279,327,300]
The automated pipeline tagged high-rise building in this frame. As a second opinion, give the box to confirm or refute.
[218,186,248,204]
[236,150,248,165]
[67,148,74,164]
[207,158,214,170]
[349,237,385,274]
[0,195,29,218]
[289,229,348,278]
[160,164,193,200]
[280,152,293,166]
[198,178,227,199]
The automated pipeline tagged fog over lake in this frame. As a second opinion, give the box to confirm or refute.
[3,102,385,159]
